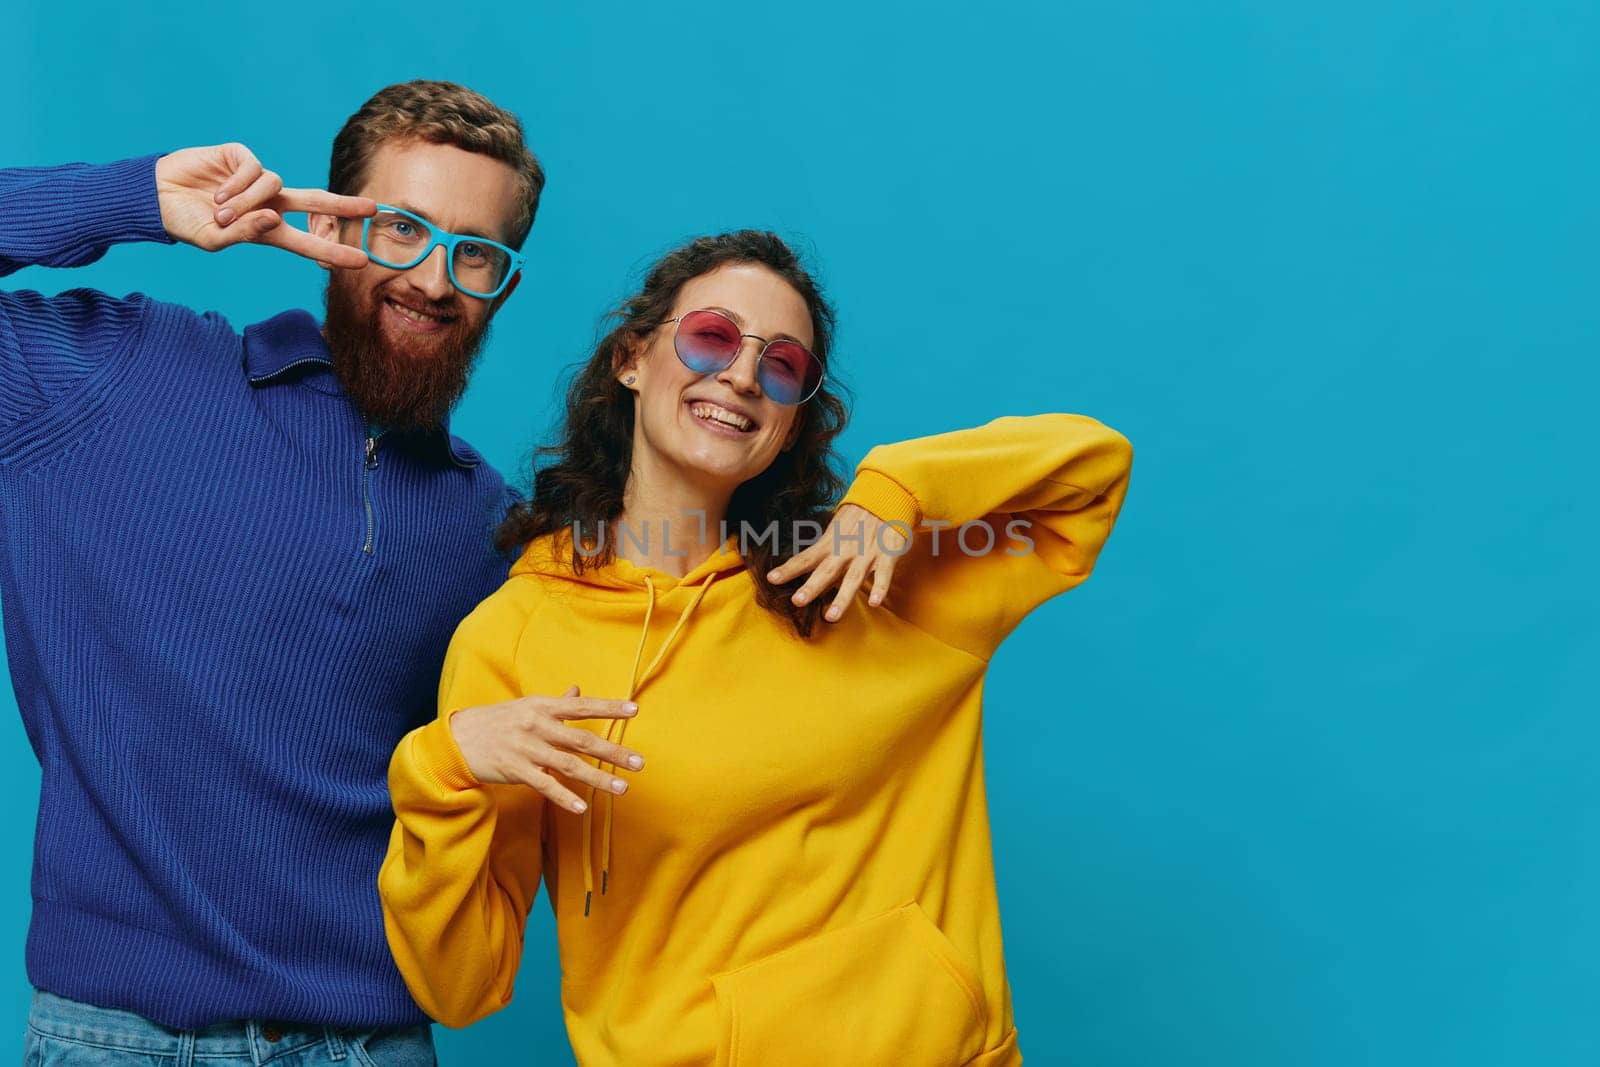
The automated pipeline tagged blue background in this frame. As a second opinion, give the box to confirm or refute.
[6,1,1597,1064]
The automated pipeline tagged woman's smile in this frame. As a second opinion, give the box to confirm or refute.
[685,397,759,436]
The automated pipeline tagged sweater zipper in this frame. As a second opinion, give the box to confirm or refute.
[362,428,383,554]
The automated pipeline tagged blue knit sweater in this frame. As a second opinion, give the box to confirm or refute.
[0,156,516,1029]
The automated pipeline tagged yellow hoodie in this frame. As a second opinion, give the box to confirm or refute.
[379,414,1133,1067]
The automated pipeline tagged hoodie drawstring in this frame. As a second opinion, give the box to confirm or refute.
[581,572,716,916]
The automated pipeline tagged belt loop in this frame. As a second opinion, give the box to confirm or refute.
[325,1028,348,1060]
[176,1031,196,1067]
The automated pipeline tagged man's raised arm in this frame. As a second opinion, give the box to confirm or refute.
[0,146,374,427]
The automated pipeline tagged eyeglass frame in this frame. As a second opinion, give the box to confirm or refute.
[658,309,826,406]
[359,204,525,300]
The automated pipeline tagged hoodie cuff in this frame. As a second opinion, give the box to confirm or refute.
[409,714,483,794]
[840,468,921,530]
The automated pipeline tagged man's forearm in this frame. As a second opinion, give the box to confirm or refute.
[0,156,175,278]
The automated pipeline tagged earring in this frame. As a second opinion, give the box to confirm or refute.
[624,375,636,385]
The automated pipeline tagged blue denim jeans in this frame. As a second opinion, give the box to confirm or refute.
[23,990,436,1066]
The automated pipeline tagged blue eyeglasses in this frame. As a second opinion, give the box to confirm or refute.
[361,204,524,299]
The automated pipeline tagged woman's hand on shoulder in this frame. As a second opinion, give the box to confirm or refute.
[765,504,910,623]
[449,686,644,813]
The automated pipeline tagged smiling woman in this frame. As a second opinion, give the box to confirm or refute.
[492,230,851,634]
[620,265,821,518]
[377,230,1135,1067]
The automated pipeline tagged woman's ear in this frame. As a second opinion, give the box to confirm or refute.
[616,361,640,393]
[616,333,648,392]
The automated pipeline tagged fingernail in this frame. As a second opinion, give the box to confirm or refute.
[572,799,587,813]
[627,755,644,770]
[623,702,639,714]
[767,570,782,582]
[216,207,235,225]
[793,592,808,604]
[214,189,228,204]
[826,607,841,621]
[611,778,627,794]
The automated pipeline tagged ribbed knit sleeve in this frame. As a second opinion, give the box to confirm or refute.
[0,157,171,428]
[0,156,173,276]
[837,414,1134,660]
[0,289,147,427]
[379,578,545,1028]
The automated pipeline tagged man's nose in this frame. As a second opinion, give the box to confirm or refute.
[406,245,455,301]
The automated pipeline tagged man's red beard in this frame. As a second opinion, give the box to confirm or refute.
[322,273,491,433]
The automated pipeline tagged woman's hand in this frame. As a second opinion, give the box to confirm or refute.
[155,143,375,267]
[448,685,645,813]
[766,504,910,622]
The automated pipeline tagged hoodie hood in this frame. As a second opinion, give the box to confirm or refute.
[511,526,750,589]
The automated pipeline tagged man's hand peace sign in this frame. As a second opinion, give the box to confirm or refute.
[155,143,375,268]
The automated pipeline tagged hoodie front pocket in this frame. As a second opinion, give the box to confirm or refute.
[711,902,989,1067]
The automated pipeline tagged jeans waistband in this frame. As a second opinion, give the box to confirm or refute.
[28,989,378,1062]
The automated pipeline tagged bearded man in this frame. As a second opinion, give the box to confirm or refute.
[0,80,634,1065]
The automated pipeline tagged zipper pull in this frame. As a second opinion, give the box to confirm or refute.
[365,435,380,470]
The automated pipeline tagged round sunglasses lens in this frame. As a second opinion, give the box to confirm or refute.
[759,341,822,405]
[675,311,742,373]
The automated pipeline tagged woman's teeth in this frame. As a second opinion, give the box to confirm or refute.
[690,403,754,431]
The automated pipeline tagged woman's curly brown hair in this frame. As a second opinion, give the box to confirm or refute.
[495,230,851,637]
